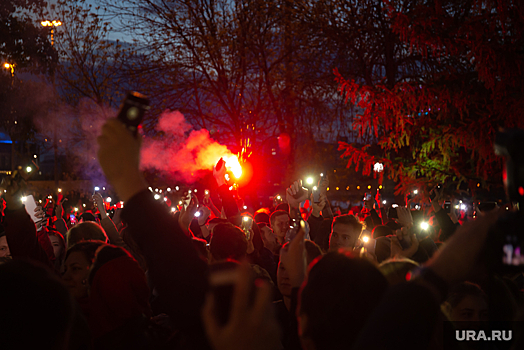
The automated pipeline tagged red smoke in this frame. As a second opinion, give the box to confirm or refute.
[140,111,239,180]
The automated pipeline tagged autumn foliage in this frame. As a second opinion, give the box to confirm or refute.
[336,0,524,195]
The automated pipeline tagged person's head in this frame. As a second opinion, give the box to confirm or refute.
[277,240,324,299]
[275,202,290,213]
[66,221,108,248]
[48,230,66,262]
[87,245,151,339]
[270,210,290,244]
[63,241,105,299]
[443,282,488,328]
[0,260,75,349]
[378,258,419,285]
[192,237,209,263]
[258,222,279,253]
[254,209,271,225]
[0,227,10,259]
[209,223,247,262]
[207,218,229,236]
[298,252,388,350]
[328,214,363,252]
[372,225,394,239]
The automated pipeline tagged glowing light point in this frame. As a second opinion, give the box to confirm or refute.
[194,189,198,193]
[243,205,247,210]
[171,207,176,212]
[313,186,318,191]
[74,207,78,212]
[175,186,179,191]
[224,156,243,178]
[106,197,112,203]
[276,195,281,200]
[194,211,201,218]
[155,188,159,192]
[167,188,171,192]
[460,204,467,210]
[148,187,152,191]
[382,200,387,205]
[26,166,32,173]
[243,216,249,222]
[83,204,86,207]
[367,185,371,190]
[58,188,62,193]
[420,222,429,230]
[21,196,27,202]
[413,189,418,195]
[95,186,100,191]
[362,236,370,243]
[164,197,168,202]
[306,177,314,185]
[373,162,384,172]
[154,194,161,200]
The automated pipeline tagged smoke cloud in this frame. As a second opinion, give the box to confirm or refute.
[140,110,236,181]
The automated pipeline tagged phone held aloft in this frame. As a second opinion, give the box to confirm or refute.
[241,216,253,240]
[117,91,150,136]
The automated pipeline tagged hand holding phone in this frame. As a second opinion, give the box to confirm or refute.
[117,91,149,136]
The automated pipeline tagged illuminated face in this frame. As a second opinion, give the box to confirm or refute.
[449,295,489,328]
[277,251,292,298]
[329,223,360,252]
[272,214,290,243]
[0,236,10,258]
[261,226,279,252]
[49,235,63,260]
[62,251,91,299]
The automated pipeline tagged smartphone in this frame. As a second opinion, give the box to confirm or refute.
[241,216,253,240]
[24,195,42,224]
[444,201,451,213]
[312,186,320,203]
[363,193,373,201]
[388,206,398,219]
[70,214,77,225]
[286,218,301,242]
[117,91,150,136]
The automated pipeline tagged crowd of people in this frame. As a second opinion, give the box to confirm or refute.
[0,118,523,350]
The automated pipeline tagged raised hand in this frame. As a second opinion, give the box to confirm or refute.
[279,222,307,288]
[286,180,308,209]
[311,192,326,217]
[396,207,413,228]
[178,194,199,234]
[97,119,147,202]
[202,264,282,350]
[213,158,227,187]
[92,192,107,219]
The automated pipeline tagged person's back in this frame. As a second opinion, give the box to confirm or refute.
[298,251,388,350]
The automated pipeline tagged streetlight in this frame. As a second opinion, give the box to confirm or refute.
[3,63,14,77]
[41,20,62,46]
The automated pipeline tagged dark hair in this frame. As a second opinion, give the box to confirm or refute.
[209,218,229,225]
[270,210,290,228]
[304,240,323,266]
[65,241,105,266]
[87,245,132,287]
[299,252,388,350]
[66,221,108,248]
[372,225,394,239]
[0,260,75,349]
[209,223,247,261]
[446,282,487,309]
[0,224,5,238]
[192,237,208,260]
[332,214,363,235]
[379,258,419,285]
[275,203,290,213]
[254,211,270,225]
